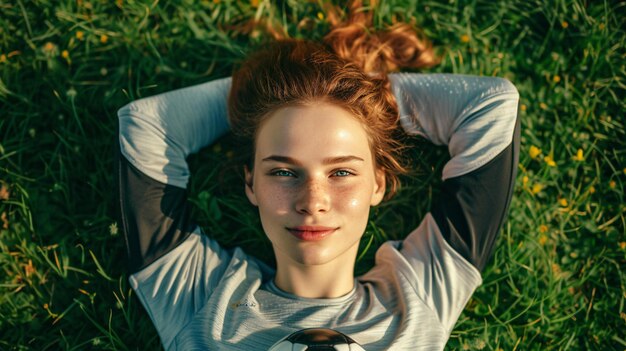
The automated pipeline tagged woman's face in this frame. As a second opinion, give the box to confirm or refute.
[244,103,386,268]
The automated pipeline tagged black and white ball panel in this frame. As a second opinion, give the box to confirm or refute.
[268,328,366,351]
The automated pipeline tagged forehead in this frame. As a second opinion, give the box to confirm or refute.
[255,103,372,162]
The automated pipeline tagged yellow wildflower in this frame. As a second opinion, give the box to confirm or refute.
[553,75,561,83]
[589,186,595,194]
[599,23,605,30]
[622,167,626,175]
[618,242,626,250]
[544,155,556,167]
[460,34,470,43]
[100,34,109,44]
[43,42,58,55]
[538,235,548,245]
[520,104,527,112]
[559,198,568,207]
[24,259,35,277]
[0,182,9,200]
[540,102,548,110]
[317,12,324,20]
[609,180,616,189]
[61,50,69,59]
[529,145,541,159]
[522,176,529,185]
[0,54,6,63]
[532,183,543,194]
[1,212,7,229]
[539,225,548,233]
[561,21,569,28]
[76,31,84,40]
[250,0,259,8]
[572,148,584,161]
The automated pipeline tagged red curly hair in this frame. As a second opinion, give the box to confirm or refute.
[228,0,439,199]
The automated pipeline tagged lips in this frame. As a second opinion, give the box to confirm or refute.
[286,226,338,241]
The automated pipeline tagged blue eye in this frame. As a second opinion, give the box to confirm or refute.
[272,169,295,177]
[333,170,353,177]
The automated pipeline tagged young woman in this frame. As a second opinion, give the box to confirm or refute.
[117,5,520,350]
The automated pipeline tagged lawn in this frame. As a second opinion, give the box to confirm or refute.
[0,0,624,350]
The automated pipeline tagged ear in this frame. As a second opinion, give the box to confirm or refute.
[370,168,386,206]
[244,165,258,206]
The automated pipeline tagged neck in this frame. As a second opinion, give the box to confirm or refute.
[273,247,358,299]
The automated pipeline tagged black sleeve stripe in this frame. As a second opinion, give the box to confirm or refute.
[431,114,521,272]
[117,147,197,274]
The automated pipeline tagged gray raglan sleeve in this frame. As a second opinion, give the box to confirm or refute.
[387,73,520,331]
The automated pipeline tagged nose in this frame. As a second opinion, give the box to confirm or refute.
[295,178,331,215]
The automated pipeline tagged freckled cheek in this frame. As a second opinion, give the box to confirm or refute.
[256,183,294,216]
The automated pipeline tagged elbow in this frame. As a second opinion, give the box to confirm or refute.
[501,77,519,97]
[492,77,521,131]
[117,101,136,123]
[499,78,521,111]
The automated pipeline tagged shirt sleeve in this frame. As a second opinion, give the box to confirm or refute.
[117,77,234,348]
[118,77,232,272]
[385,73,520,329]
[118,77,232,188]
[389,72,520,271]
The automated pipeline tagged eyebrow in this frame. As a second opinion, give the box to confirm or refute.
[262,155,365,165]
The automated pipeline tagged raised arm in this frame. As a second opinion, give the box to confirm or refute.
[117,77,238,347]
[389,72,520,272]
[117,77,231,273]
[366,73,520,335]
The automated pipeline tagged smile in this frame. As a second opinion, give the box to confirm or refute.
[286,226,338,241]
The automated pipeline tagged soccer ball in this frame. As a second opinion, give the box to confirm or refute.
[268,328,366,351]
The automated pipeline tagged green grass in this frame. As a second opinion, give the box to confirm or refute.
[0,0,624,349]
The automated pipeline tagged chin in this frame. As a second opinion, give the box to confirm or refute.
[294,241,360,267]
[292,249,336,266]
